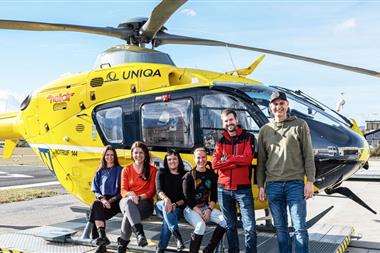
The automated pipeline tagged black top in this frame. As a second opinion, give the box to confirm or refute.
[156,169,185,207]
[182,169,218,209]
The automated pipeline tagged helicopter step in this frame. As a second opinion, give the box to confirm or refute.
[0,214,354,253]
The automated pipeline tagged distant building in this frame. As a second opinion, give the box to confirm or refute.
[365,120,380,132]
[365,129,380,149]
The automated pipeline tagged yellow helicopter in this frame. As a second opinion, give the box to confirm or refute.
[0,0,378,214]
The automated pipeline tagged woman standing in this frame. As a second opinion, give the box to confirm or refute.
[89,145,123,253]
[183,147,227,253]
[117,141,157,253]
[155,150,186,252]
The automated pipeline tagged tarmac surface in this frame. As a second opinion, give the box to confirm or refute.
[0,150,380,252]
[0,164,56,189]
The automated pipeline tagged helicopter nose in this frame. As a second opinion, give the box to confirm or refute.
[305,119,368,190]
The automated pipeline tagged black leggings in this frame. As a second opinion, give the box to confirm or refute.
[88,198,120,223]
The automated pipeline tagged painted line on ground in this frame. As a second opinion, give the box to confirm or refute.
[0,171,34,178]
[0,164,45,167]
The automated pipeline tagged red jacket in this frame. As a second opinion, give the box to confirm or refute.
[212,127,255,190]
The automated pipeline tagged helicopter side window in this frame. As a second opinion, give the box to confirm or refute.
[95,107,123,143]
[200,93,259,150]
[141,99,193,148]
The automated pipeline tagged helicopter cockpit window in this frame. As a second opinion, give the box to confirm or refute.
[200,93,259,150]
[141,99,193,148]
[95,107,123,143]
[241,85,347,128]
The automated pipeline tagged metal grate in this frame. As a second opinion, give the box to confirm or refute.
[75,124,85,132]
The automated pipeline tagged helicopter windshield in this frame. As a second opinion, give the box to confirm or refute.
[271,86,352,127]
[94,48,175,69]
[239,85,351,128]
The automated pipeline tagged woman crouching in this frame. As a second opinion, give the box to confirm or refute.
[89,145,123,253]
[183,147,227,253]
[117,141,157,253]
[155,149,186,252]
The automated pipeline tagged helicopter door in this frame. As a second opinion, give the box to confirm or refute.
[136,93,194,152]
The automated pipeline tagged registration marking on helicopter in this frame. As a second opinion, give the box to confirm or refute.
[30,144,105,153]
[29,144,103,177]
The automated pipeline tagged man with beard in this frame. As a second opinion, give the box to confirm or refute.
[257,91,315,253]
[212,109,257,253]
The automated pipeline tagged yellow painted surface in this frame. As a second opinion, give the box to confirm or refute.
[0,59,369,210]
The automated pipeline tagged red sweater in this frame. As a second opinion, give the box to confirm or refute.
[121,164,157,201]
[212,127,255,190]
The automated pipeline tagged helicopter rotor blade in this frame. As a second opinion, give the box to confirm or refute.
[155,32,380,78]
[140,0,187,42]
[0,20,132,41]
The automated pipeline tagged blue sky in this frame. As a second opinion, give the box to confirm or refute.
[0,0,379,126]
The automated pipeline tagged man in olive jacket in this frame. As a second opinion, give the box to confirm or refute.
[257,91,315,253]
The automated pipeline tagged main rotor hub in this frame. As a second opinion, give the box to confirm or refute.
[118,18,167,46]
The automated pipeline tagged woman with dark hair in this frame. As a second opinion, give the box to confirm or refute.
[155,150,186,253]
[183,147,227,253]
[89,145,123,253]
[117,141,157,253]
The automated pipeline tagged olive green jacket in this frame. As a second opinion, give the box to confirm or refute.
[257,116,316,188]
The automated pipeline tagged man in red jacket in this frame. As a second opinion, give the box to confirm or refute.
[212,109,257,253]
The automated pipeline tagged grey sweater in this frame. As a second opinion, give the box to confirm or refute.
[257,116,316,187]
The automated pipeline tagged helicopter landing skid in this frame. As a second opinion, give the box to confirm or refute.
[325,187,377,214]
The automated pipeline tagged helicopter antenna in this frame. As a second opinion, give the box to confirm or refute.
[336,92,346,112]
[225,44,238,75]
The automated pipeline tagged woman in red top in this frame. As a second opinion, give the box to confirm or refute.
[117,141,157,253]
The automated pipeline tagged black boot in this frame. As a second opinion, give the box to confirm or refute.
[95,245,107,253]
[117,237,130,253]
[189,233,203,253]
[155,248,165,253]
[132,223,148,247]
[202,225,226,253]
[172,229,185,251]
[95,227,110,246]
[91,224,99,239]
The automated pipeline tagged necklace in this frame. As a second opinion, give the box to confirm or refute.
[103,166,113,178]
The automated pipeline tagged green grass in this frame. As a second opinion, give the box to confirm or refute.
[0,188,62,204]
[371,146,380,157]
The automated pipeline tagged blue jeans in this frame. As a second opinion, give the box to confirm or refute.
[266,180,309,253]
[218,187,257,253]
[155,200,183,249]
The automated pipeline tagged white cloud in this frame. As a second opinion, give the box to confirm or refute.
[335,18,356,32]
[181,8,196,17]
